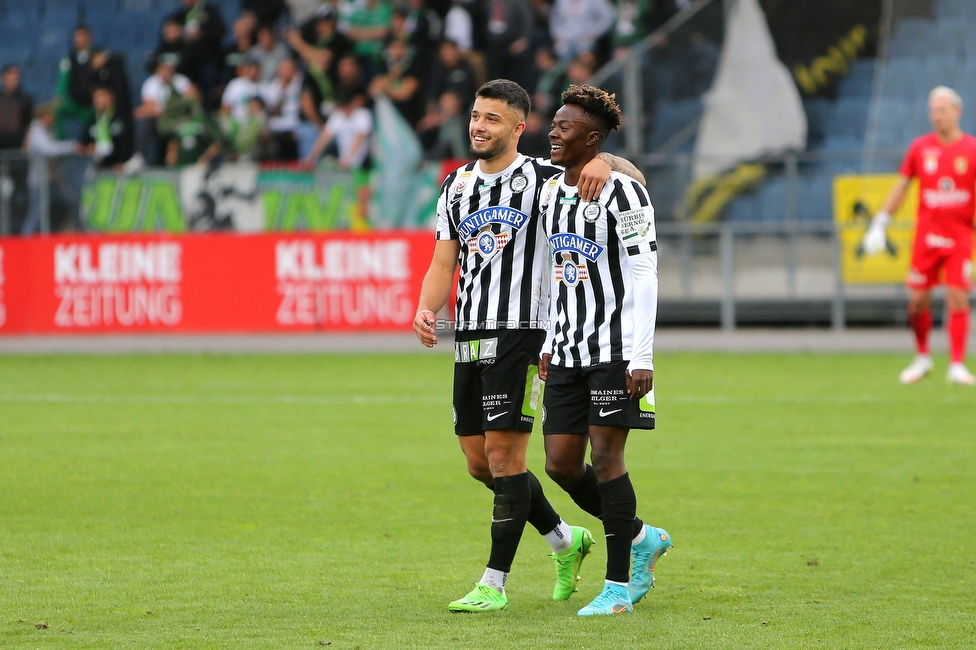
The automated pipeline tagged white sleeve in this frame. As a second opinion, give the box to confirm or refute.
[627,250,657,372]
[434,181,455,240]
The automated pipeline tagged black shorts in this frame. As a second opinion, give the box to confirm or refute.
[542,361,656,435]
[453,329,545,436]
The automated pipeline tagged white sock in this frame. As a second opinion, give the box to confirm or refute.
[480,567,507,593]
[544,520,574,553]
[607,579,628,588]
[632,524,647,546]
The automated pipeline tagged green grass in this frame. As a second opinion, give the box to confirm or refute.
[1,351,974,649]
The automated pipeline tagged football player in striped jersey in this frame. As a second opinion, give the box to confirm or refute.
[539,84,671,616]
[414,79,645,612]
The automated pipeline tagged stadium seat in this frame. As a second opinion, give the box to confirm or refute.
[43,0,80,17]
[824,97,870,140]
[924,54,961,90]
[758,176,787,222]
[649,98,702,150]
[803,97,831,149]
[887,18,936,59]
[930,21,969,58]
[834,58,874,98]
[883,57,927,99]
[798,173,835,222]
[935,0,976,22]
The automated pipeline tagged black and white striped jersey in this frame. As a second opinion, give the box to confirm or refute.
[541,170,659,369]
[435,154,562,331]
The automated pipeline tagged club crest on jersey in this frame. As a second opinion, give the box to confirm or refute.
[457,206,529,240]
[548,233,604,262]
[582,202,603,222]
[453,171,472,196]
[956,157,969,174]
[541,179,558,207]
[923,153,939,175]
[469,227,510,259]
[554,252,589,286]
[510,173,528,193]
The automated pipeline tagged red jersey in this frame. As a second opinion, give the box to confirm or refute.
[900,132,976,246]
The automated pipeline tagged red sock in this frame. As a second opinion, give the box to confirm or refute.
[910,308,932,355]
[948,309,970,364]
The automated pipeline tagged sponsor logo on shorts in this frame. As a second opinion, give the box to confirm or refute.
[486,411,508,421]
[455,337,498,363]
[599,407,622,417]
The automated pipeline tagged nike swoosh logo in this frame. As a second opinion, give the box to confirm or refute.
[599,408,623,417]
[612,605,629,614]
[492,517,514,523]
[486,411,508,421]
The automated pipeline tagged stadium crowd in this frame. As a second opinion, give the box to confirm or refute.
[0,0,693,175]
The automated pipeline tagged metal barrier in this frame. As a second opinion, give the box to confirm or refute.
[0,151,90,237]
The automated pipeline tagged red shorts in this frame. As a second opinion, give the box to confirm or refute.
[907,232,974,290]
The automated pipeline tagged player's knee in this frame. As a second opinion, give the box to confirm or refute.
[544,457,581,488]
[589,448,624,482]
[467,459,493,485]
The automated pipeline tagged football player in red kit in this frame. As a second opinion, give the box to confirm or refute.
[863,86,976,385]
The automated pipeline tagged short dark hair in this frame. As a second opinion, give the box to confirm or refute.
[476,79,531,119]
[561,84,622,140]
[2,64,19,75]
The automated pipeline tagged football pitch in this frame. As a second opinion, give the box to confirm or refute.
[1,351,974,649]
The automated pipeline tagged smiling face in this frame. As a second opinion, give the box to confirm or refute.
[468,96,525,161]
[548,103,599,167]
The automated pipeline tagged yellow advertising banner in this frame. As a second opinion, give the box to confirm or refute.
[833,174,919,284]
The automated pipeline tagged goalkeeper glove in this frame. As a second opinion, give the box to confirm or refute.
[861,211,890,256]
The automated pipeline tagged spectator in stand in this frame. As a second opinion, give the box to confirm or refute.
[291,11,352,83]
[223,95,271,161]
[566,50,597,87]
[484,0,534,89]
[135,54,193,165]
[81,85,135,171]
[0,65,33,233]
[531,45,567,119]
[158,85,222,167]
[149,18,188,75]
[549,0,616,64]
[261,57,303,160]
[303,89,372,170]
[519,109,551,158]
[215,13,258,106]
[678,30,719,98]
[369,36,425,126]
[443,0,473,52]
[23,104,85,234]
[401,0,443,69]
[250,24,291,83]
[221,56,262,124]
[426,40,477,113]
[242,0,286,25]
[0,65,33,151]
[345,0,393,82]
[416,90,467,160]
[170,0,227,98]
[91,49,134,122]
[54,26,96,139]
[527,0,553,49]
[612,0,652,56]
